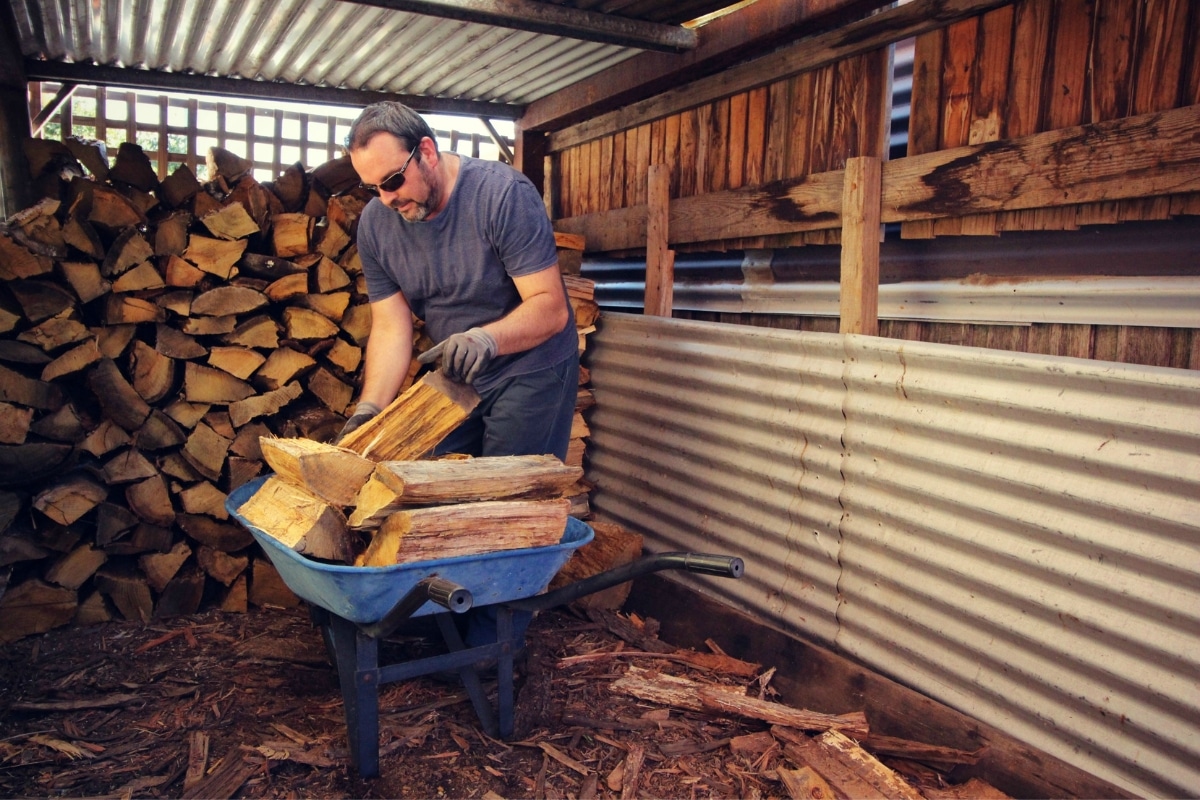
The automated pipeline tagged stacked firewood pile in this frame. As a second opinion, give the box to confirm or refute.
[0,139,597,642]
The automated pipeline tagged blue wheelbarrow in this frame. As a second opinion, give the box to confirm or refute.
[226,475,745,777]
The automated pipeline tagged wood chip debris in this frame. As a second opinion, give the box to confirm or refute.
[0,604,1014,799]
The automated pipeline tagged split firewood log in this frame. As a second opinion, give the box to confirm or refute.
[358,498,570,566]
[258,437,375,507]
[338,371,480,461]
[235,475,357,563]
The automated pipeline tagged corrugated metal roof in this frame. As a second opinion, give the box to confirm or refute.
[585,312,1200,798]
[8,0,735,108]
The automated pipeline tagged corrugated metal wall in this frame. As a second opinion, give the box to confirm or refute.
[585,312,1200,798]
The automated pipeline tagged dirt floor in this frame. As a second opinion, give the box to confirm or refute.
[0,602,807,799]
[0,600,1001,800]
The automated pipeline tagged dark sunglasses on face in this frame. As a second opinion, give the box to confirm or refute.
[361,145,419,195]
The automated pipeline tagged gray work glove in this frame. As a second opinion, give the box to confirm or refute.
[335,401,381,444]
[418,327,498,384]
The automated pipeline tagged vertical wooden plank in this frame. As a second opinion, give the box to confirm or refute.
[788,71,816,179]
[1187,0,1200,105]
[1122,0,1189,222]
[644,165,674,318]
[649,117,665,171]
[1116,327,1173,368]
[831,55,865,171]
[1078,0,1137,225]
[187,98,198,175]
[663,114,680,198]
[552,148,565,218]
[744,86,767,187]
[1131,0,1188,113]
[903,29,945,240]
[1039,0,1094,231]
[634,123,651,206]
[1001,0,1053,232]
[125,91,136,146]
[611,130,627,209]
[727,92,748,190]
[839,157,882,336]
[95,86,107,146]
[1093,325,1119,363]
[571,145,584,217]
[157,95,168,179]
[273,109,285,180]
[933,16,979,237]
[693,105,712,196]
[598,135,614,214]
[559,147,573,219]
[677,111,697,198]
[588,138,602,215]
[708,97,729,194]
[807,67,836,174]
[763,80,791,183]
[962,6,1014,235]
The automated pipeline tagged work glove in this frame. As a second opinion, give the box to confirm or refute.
[335,401,381,444]
[418,327,498,384]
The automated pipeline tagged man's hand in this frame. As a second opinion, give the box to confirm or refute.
[335,401,382,444]
[418,328,498,384]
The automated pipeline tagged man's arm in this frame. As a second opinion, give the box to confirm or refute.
[359,291,416,408]
[481,263,570,355]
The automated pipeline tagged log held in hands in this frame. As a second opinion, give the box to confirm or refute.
[337,371,480,461]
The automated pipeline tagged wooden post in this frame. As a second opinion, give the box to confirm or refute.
[514,124,548,201]
[839,156,881,336]
[644,164,674,317]
[0,1,32,217]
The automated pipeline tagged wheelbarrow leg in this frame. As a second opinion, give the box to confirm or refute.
[433,612,499,737]
[325,613,381,778]
[495,606,515,739]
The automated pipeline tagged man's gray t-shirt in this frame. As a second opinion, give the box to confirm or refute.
[357,156,576,393]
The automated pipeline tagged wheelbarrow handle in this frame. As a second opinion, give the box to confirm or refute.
[506,551,744,613]
[360,576,473,639]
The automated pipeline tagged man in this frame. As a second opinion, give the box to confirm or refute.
[341,102,578,650]
[340,101,578,462]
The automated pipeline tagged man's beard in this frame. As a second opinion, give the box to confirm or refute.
[393,161,440,222]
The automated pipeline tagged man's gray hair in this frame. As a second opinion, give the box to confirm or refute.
[346,101,437,153]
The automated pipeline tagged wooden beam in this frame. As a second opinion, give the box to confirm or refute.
[554,104,1200,253]
[881,103,1200,221]
[644,165,674,317]
[24,60,524,119]
[548,0,1012,152]
[479,117,513,163]
[335,0,696,52]
[521,0,889,132]
[31,83,77,136]
[554,170,844,252]
[839,156,882,336]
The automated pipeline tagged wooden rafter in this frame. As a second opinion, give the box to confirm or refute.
[24,60,524,119]
[334,0,697,53]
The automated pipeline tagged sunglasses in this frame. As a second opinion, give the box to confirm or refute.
[361,145,419,195]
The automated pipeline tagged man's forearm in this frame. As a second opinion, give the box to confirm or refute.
[485,266,571,355]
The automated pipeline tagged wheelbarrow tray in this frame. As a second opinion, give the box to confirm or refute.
[226,475,593,624]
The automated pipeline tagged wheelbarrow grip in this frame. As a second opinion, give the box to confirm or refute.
[359,576,473,639]
[507,551,744,613]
